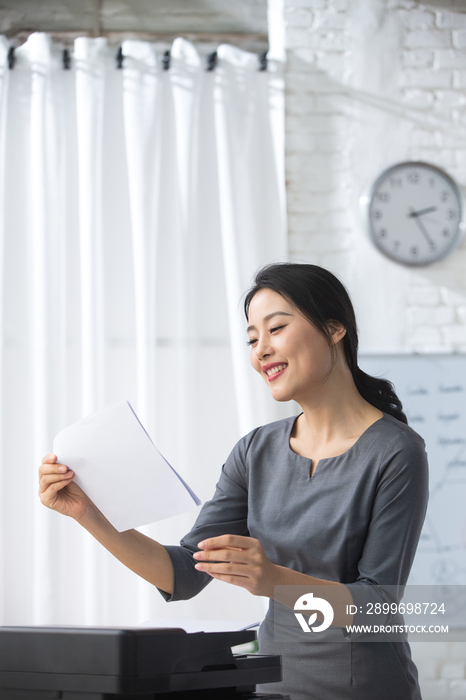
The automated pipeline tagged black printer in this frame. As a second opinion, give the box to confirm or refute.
[0,626,290,700]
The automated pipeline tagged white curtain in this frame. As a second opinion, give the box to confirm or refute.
[0,33,288,626]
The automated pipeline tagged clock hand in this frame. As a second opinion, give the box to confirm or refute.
[408,207,435,247]
[407,206,437,218]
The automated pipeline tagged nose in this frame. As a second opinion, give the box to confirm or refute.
[254,334,272,361]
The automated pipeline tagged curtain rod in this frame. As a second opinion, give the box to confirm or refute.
[7,30,268,54]
[7,45,269,72]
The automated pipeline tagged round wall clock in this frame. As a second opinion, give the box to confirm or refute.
[365,161,464,266]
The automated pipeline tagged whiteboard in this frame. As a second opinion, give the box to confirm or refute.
[359,354,466,588]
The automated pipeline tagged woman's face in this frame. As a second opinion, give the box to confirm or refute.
[246,288,345,403]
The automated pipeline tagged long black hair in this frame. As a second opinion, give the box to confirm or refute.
[243,263,407,424]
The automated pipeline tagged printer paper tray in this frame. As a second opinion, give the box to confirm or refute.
[1,655,281,694]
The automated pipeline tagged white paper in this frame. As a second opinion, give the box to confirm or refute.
[138,619,260,633]
[53,400,201,532]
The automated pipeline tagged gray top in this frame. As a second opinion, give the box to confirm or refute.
[160,412,429,700]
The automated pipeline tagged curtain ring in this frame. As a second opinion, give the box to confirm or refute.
[63,48,71,70]
[258,51,268,71]
[207,51,217,71]
[162,50,171,70]
[116,46,124,69]
[8,47,15,70]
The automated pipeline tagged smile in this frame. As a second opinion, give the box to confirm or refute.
[263,363,288,381]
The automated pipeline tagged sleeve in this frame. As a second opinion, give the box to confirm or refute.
[158,429,255,602]
[345,430,429,631]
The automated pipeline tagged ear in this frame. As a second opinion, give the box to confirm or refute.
[327,320,346,345]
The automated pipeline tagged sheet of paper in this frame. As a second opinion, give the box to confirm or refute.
[53,400,201,532]
[138,619,260,633]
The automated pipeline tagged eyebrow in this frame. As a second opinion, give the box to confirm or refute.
[247,311,293,334]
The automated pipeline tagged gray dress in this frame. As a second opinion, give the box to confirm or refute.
[159,413,429,700]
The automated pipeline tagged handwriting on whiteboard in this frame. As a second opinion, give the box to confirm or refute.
[360,355,466,597]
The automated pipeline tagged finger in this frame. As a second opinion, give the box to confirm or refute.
[197,535,252,550]
[42,454,57,464]
[39,462,70,477]
[39,471,74,486]
[194,561,249,578]
[193,547,249,563]
[39,471,74,494]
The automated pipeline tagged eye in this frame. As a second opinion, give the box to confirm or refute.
[247,324,287,346]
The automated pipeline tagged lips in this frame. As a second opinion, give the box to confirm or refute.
[262,362,288,381]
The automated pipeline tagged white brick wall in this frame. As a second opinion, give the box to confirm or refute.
[274,0,466,692]
[279,0,466,355]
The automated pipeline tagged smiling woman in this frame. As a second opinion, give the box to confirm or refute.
[39,263,428,700]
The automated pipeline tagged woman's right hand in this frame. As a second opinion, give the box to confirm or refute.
[38,454,91,521]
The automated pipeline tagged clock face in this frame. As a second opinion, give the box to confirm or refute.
[367,162,463,266]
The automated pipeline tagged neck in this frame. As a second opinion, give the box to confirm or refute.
[294,355,382,446]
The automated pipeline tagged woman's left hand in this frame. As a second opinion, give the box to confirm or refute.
[193,535,277,597]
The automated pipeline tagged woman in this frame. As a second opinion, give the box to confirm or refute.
[39,263,429,700]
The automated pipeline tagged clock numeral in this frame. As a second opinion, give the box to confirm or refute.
[440,190,449,202]
[429,177,436,187]
[379,228,388,238]
[389,177,402,189]
[393,241,401,251]
[407,171,420,184]
[377,191,390,203]
[442,228,450,237]
[410,246,419,257]
[447,209,457,220]
[372,209,383,220]
[429,242,437,251]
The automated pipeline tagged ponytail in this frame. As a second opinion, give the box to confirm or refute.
[352,367,407,424]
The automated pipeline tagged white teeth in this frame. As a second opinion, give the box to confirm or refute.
[266,364,287,376]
